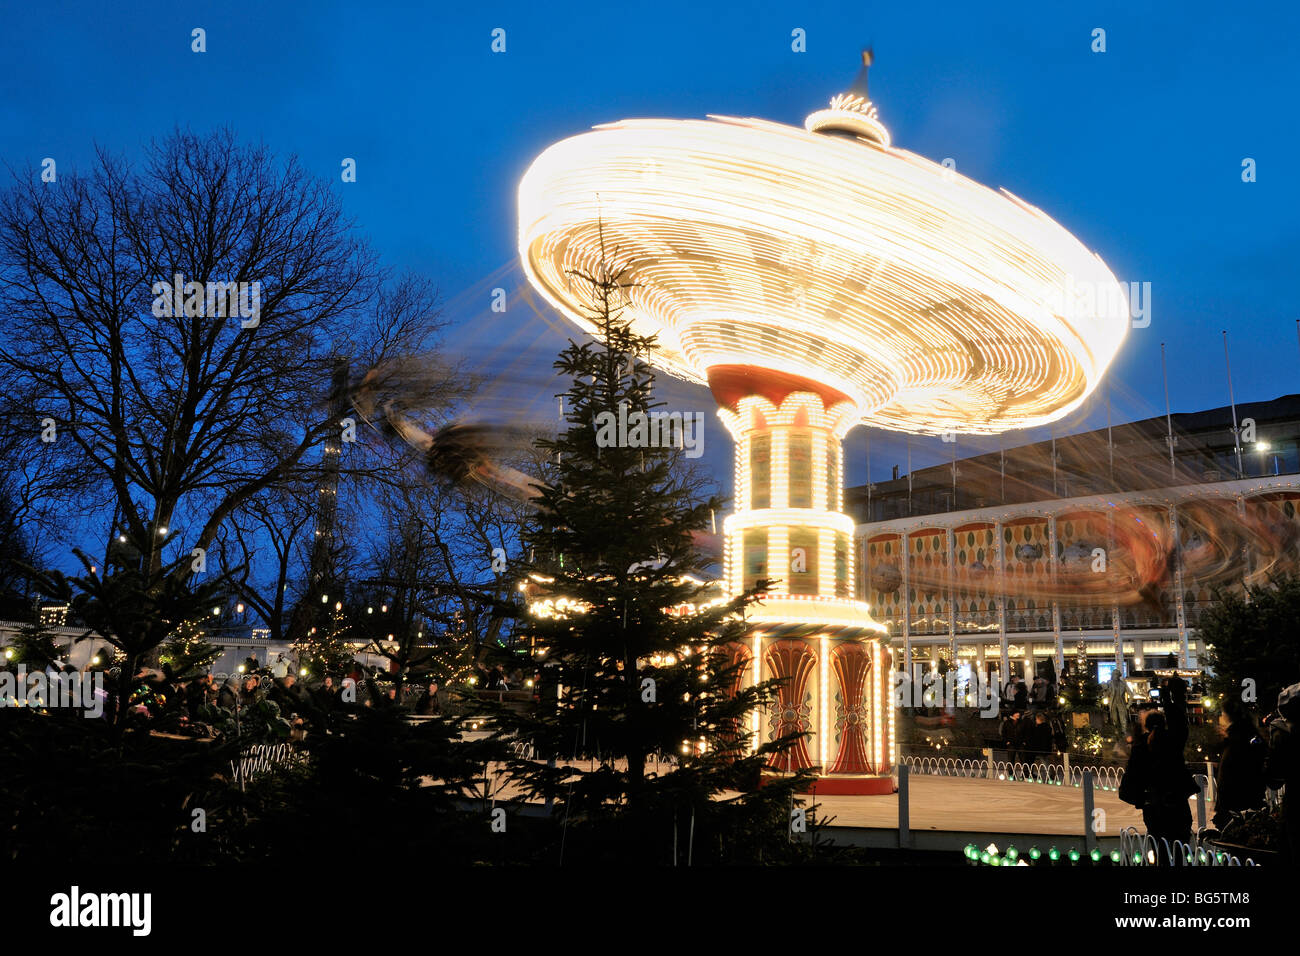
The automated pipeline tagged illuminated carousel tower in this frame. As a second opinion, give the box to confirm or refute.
[517,54,1129,793]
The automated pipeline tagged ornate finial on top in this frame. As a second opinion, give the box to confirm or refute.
[805,49,890,148]
[855,47,874,97]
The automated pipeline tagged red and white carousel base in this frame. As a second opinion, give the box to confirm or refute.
[739,631,896,794]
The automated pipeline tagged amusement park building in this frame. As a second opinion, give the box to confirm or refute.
[848,394,1300,682]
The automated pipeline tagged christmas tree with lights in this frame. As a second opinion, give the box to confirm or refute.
[493,255,816,863]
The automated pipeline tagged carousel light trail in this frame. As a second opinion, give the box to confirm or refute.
[519,89,1129,436]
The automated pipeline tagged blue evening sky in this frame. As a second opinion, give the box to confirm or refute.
[2,0,1297,496]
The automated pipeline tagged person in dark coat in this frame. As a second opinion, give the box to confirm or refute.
[270,674,314,719]
[186,673,214,718]
[1014,708,1036,765]
[1000,710,1022,762]
[415,681,441,716]
[1013,678,1028,713]
[1029,675,1050,712]
[1026,711,1055,762]
[304,676,335,730]
[1264,683,1300,864]
[1121,710,1196,862]
[1213,701,1266,830]
[238,674,261,706]
[1002,677,1017,713]
[312,675,340,708]
[216,676,242,711]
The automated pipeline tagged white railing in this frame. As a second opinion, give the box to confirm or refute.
[1117,826,1258,866]
[901,754,1124,790]
[230,741,302,782]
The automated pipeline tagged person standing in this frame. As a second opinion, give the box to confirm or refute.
[216,675,241,711]
[1000,710,1022,763]
[312,675,340,729]
[1264,682,1300,864]
[1213,701,1266,830]
[239,674,261,705]
[1107,669,1131,731]
[415,681,441,716]
[1027,711,1055,765]
[1121,710,1196,862]
[186,673,214,718]
[1163,674,1189,750]
[1013,709,1036,774]
[1030,674,1049,712]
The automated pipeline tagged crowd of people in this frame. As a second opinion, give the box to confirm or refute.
[1000,673,1057,715]
[991,667,1298,863]
[1116,674,1300,864]
[997,709,1067,764]
[53,644,543,746]
[109,650,509,741]
[996,673,1068,765]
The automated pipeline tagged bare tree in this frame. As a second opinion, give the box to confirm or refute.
[213,483,317,645]
[0,129,456,610]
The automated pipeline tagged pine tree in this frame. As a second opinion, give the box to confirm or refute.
[291,602,357,682]
[496,255,812,863]
[9,619,64,670]
[27,545,231,730]
[159,618,223,681]
[1201,574,1300,711]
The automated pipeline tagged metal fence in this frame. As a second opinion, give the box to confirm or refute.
[900,753,1126,790]
[1118,826,1259,867]
[230,742,303,784]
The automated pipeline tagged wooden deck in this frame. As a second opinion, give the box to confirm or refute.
[470,753,1151,850]
[808,773,1144,838]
